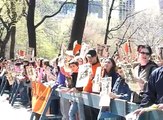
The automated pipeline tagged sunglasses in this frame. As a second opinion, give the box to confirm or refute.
[140,52,150,55]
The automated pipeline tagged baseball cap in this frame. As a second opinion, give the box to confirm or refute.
[86,49,97,57]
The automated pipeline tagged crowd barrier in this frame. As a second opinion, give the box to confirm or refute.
[1,74,162,120]
[30,87,163,120]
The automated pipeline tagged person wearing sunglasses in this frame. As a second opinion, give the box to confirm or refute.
[132,45,158,103]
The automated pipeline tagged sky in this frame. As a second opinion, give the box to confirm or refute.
[135,0,159,11]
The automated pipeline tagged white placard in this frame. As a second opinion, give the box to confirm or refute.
[75,63,92,88]
[80,42,90,58]
[125,112,139,120]
[92,67,101,93]
[99,77,112,106]
[27,47,34,60]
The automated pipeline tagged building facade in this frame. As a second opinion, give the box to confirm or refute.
[119,0,135,20]
[159,0,163,9]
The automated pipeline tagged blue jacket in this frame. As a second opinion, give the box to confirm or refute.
[53,71,66,88]
[140,66,163,107]
[112,76,131,101]
[104,71,119,88]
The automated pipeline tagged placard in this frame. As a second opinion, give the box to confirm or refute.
[125,112,138,120]
[80,42,90,58]
[92,67,101,93]
[96,44,110,58]
[99,77,112,106]
[6,71,14,85]
[27,47,35,61]
[75,63,92,88]
[26,66,36,81]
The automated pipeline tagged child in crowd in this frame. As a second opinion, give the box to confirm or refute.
[67,59,79,120]
[110,66,131,101]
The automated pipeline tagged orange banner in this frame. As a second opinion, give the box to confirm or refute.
[32,82,51,114]
[124,42,129,55]
[73,43,81,55]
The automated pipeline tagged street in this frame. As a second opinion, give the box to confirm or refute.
[0,94,31,120]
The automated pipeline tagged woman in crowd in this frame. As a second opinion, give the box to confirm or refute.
[132,45,158,103]
[101,57,119,88]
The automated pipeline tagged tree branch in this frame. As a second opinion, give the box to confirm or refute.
[121,23,131,43]
[110,10,144,32]
[5,2,12,20]
[35,1,76,28]
[0,27,4,39]
[0,17,9,30]
[128,23,143,39]
[17,0,27,22]
[111,22,143,58]
[25,0,29,6]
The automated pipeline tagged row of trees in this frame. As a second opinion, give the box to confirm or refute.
[0,0,162,59]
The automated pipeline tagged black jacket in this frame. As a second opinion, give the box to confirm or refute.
[140,66,163,107]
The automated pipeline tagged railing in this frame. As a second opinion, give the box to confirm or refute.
[55,88,139,119]
[55,87,163,120]
[28,86,163,120]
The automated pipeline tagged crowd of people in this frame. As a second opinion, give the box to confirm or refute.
[0,44,163,120]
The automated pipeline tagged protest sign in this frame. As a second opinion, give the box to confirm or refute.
[99,77,112,106]
[76,63,92,88]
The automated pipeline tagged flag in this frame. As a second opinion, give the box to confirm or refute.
[124,42,129,55]
[73,40,81,55]
[32,82,51,114]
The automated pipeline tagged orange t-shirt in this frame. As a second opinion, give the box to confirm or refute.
[83,62,101,93]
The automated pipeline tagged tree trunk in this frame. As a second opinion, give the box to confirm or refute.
[0,31,10,58]
[10,26,16,59]
[10,1,17,59]
[104,0,115,44]
[27,0,36,56]
[0,43,6,58]
[68,0,88,50]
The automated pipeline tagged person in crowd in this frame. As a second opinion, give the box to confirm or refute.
[83,49,101,92]
[109,66,131,101]
[21,59,31,107]
[83,49,101,120]
[42,59,54,82]
[101,57,119,88]
[74,56,83,65]
[134,66,163,116]
[35,58,44,82]
[0,59,11,100]
[132,45,158,103]
[98,60,131,120]
[57,55,73,120]
[67,59,79,120]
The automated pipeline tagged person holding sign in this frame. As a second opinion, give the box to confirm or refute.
[83,49,101,120]
[101,57,119,88]
[83,49,101,92]
[98,59,131,120]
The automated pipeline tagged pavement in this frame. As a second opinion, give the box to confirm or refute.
[0,94,32,120]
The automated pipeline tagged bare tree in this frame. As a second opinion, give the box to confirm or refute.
[130,11,163,48]
[103,0,143,45]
